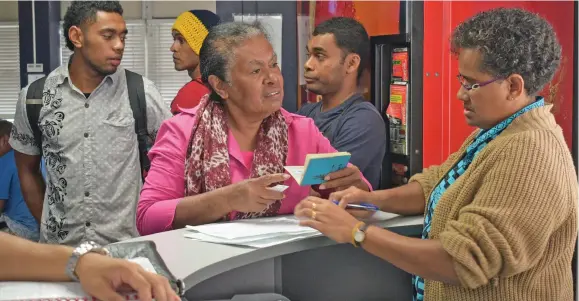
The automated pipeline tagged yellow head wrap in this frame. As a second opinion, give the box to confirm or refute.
[172,10,220,55]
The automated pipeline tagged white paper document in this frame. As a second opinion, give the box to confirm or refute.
[184,216,321,248]
[283,166,305,184]
[183,212,400,249]
[267,184,289,192]
[366,211,400,222]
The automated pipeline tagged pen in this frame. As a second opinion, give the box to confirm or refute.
[332,200,379,211]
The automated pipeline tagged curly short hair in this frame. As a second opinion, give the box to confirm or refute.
[63,1,123,51]
[313,17,370,82]
[451,7,561,96]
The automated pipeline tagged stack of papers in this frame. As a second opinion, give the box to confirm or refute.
[183,212,401,249]
[184,216,321,248]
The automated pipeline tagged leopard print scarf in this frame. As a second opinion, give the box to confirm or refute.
[184,95,289,220]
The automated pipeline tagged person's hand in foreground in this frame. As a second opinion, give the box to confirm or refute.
[76,253,180,301]
[329,186,380,219]
[294,196,361,244]
[229,173,290,213]
[0,232,180,301]
[318,165,369,192]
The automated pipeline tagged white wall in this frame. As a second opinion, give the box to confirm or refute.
[60,0,216,19]
[0,0,217,21]
[0,1,18,22]
[60,1,142,19]
[151,1,216,18]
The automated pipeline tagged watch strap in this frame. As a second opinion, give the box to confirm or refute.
[65,241,109,282]
[351,222,367,247]
[359,223,370,233]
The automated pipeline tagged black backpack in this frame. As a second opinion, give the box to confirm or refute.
[25,70,151,181]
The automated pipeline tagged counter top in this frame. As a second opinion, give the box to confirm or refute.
[128,215,424,290]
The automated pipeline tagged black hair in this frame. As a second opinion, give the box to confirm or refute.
[63,1,124,51]
[0,119,13,138]
[199,21,270,102]
[451,7,562,96]
[313,17,370,81]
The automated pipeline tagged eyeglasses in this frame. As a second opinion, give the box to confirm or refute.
[457,74,500,91]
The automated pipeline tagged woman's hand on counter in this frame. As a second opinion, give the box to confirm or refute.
[76,253,179,301]
[294,196,360,244]
[329,186,380,219]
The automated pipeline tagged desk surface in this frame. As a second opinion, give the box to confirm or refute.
[128,215,424,290]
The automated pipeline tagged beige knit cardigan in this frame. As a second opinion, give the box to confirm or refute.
[410,104,578,301]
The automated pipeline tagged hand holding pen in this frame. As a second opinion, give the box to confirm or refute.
[329,187,381,218]
[294,187,383,243]
[331,201,379,211]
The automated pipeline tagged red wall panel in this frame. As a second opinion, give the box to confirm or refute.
[422,1,445,166]
[422,1,576,167]
[528,1,576,150]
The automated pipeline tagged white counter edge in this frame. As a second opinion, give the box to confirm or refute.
[172,215,424,289]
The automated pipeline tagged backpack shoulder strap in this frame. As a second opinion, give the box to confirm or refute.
[25,76,47,156]
[125,70,150,181]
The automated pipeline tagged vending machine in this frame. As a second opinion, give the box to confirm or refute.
[371,1,423,187]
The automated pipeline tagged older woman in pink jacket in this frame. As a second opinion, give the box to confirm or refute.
[136,22,372,235]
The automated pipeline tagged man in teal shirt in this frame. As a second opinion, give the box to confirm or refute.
[0,119,39,241]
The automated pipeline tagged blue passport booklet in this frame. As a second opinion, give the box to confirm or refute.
[284,152,351,186]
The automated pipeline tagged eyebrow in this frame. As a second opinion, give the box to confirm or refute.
[249,54,278,66]
[99,28,128,35]
[459,73,476,81]
[308,46,326,54]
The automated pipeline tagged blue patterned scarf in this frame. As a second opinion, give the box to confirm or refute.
[413,98,545,301]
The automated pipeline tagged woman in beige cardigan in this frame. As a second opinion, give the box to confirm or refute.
[294,7,577,301]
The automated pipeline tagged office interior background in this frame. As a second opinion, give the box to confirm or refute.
[0,0,576,170]
[0,0,577,298]
[0,1,223,122]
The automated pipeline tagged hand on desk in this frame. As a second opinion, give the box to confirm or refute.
[76,253,179,301]
[229,173,290,213]
[330,187,380,219]
[294,196,360,244]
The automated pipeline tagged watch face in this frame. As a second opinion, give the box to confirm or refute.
[354,231,365,242]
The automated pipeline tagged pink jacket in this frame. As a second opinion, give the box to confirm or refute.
[137,107,370,235]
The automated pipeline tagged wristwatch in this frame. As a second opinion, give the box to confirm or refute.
[65,241,110,281]
[352,222,370,247]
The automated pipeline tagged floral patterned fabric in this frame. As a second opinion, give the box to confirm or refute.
[184,95,289,220]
